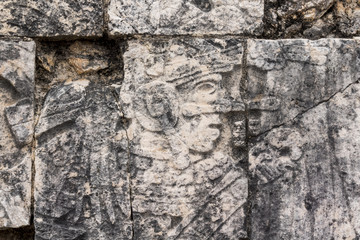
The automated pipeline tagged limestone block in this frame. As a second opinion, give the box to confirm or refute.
[121,38,248,239]
[0,0,103,37]
[247,39,360,136]
[34,41,131,240]
[249,39,360,239]
[0,40,35,228]
[108,0,264,36]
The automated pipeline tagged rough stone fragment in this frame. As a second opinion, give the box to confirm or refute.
[108,0,264,36]
[247,38,360,136]
[0,40,35,228]
[121,38,248,239]
[264,0,360,38]
[249,39,360,239]
[0,0,103,37]
[335,0,360,36]
[34,41,131,240]
[264,0,336,38]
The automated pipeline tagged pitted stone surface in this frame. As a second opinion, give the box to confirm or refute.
[120,38,248,239]
[247,39,360,136]
[0,40,35,228]
[264,0,360,38]
[249,39,360,239]
[335,0,360,36]
[108,0,264,36]
[0,0,103,37]
[34,41,132,240]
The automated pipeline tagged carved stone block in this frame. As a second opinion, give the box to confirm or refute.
[121,38,248,239]
[0,0,103,37]
[34,41,132,240]
[247,39,360,136]
[0,40,35,228]
[249,39,360,239]
[108,0,264,36]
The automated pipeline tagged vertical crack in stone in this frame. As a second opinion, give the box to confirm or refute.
[29,104,40,240]
[103,0,110,37]
[30,44,47,239]
[241,39,252,240]
[112,89,135,240]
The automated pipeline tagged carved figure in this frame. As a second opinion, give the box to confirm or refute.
[117,40,248,239]
[249,128,305,184]
[0,41,35,228]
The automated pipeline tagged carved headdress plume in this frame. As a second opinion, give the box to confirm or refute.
[120,38,244,120]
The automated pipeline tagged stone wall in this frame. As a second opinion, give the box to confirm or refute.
[0,1,359,239]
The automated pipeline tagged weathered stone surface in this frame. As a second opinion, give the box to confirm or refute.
[264,0,360,38]
[247,38,360,136]
[120,38,248,239]
[335,0,360,36]
[0,0,103,37]
[0,40,35,228]
[264,0,336,38]
[108,0,264,36]
[249,39,360,239]
[34,41,132,240]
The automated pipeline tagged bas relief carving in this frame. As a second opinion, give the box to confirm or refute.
[32,38,360,240]
[248,39,360,240]
[108,0,264,35]
[0,40,35,228]
[34,41,132,240]
[117,38,248,239]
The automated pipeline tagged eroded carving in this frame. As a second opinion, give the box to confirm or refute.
[118,38,247,239]
[249,39,360,240]
[34,41,131,240]
[108,0,264,36]
[249,128,304,184]
[0,40,35,228]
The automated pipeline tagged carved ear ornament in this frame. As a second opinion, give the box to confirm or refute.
[134,81,179,132]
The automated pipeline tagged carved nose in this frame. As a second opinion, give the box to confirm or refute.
[207,114,222,128]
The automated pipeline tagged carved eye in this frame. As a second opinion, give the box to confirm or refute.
[195,82,216,94]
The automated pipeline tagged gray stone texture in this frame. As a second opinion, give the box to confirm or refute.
[264,0,360,38]
[0,40,35,228]
[335,0,360,36]
[0,0,103,37]
[32,37,360,239]
[108,0,264,36]
[34,41,132,240]
[121,38,248,239]
[248,39,360,239]
[247,39,360,136]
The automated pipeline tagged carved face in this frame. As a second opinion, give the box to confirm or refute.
[177,76,227,153]
[178,113,222,153]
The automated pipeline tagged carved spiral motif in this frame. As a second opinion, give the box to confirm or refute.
[134,81,179,132]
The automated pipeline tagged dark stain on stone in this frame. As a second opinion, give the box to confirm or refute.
[191,0,213,12]
[304,192,317,212]
[0,225,34,240]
